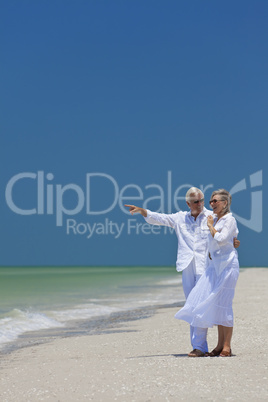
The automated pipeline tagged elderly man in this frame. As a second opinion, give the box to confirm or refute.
[125,187,240,357]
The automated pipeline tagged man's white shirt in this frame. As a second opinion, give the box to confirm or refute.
[144,207,212,275]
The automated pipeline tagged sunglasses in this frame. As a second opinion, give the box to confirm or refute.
[193,198,204,204]
[209,199,223,205]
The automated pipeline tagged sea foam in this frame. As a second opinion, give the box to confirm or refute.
[0,309,63,347]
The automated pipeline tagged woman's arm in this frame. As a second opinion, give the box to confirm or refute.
[207,215,217,237]
[207,215,238,244]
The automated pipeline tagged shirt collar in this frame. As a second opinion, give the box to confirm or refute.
[187,207,206,218]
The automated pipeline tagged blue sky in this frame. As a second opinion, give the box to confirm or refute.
[1,0,267,267]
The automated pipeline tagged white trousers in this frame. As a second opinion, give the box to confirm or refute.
[182,260,208,353]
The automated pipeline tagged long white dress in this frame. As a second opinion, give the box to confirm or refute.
[174,213,239,328]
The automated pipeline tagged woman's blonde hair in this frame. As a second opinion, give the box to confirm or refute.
[210,189,232,214]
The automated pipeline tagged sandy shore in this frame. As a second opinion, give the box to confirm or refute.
[0,267,267,401]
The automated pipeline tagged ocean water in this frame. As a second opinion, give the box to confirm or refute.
[0,266,184,351]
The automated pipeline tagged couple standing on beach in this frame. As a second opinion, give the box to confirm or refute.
[125,187,240,357]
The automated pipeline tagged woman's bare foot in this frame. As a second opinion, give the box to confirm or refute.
[220,348,232,357]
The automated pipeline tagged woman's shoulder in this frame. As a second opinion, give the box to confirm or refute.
[215,213,237,227]
[221,212,235,221]
[221,213,238,232]
[225,213,237,224]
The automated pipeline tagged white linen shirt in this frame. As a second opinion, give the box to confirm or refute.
[209,213,239,276]
[144,208,212,275]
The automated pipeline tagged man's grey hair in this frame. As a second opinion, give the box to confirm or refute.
[210,189,232,214]
[185,187,204,203]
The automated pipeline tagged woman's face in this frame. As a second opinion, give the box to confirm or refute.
[209,195,227,216]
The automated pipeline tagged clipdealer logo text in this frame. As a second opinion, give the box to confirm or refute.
[4,170,263,238]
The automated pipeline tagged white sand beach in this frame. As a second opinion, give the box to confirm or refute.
[0,267,267,401]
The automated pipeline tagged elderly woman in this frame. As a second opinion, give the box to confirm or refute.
[175,189,239,357]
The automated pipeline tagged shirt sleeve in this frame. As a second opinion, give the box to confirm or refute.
[214,217,239,244]
[144,210,178,228]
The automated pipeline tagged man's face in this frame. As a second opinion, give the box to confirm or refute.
[186,193,204,216]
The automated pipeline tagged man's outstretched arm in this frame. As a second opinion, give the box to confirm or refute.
[125,204,147,217]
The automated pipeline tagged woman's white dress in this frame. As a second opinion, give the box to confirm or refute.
[175,213,239,328]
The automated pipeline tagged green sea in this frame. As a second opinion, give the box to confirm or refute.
[0,266,183,352]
